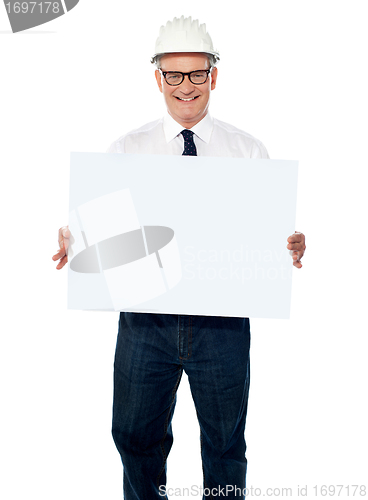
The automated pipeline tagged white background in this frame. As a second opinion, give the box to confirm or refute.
[1,1,367,498]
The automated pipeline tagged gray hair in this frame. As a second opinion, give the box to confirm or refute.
[154,53,217,70]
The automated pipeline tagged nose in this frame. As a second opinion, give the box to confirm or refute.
[178,74,196,94]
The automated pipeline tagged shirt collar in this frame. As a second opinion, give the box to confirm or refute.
[163,111,214,144]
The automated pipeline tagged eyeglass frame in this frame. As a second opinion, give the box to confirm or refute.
[159,69,212,86]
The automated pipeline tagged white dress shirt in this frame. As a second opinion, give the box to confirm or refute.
[107,112,269,159]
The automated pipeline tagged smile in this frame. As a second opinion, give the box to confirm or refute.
[175,96,199,101]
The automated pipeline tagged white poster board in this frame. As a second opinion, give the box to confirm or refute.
[68,153,298,319]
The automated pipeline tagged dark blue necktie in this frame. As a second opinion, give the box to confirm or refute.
[181,129,197,156]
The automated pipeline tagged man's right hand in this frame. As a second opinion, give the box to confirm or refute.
[52,226,70,270]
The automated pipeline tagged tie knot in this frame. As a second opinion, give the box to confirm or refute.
[181,129,194,141]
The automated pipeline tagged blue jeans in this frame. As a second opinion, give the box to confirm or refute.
[112,313,251,499]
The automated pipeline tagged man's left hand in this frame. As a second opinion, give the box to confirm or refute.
[287,231,306,269]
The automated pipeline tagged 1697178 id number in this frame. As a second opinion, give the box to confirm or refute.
[5,2,61,14]
[313,485,366,496]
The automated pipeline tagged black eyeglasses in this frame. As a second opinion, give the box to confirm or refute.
[160,69,211,86]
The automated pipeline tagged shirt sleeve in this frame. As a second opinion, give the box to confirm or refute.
[250,139,270,159]
[106,137,125,154]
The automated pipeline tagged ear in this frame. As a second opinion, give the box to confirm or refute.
[155,70,163,93]
[210,67,218,91]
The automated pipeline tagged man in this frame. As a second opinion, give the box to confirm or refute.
[52,16,306,499]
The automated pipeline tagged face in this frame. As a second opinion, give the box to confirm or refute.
[155,52,218,129]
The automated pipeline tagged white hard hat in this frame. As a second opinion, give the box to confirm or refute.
[151,16,220,65]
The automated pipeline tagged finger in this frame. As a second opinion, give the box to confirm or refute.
[60,226,70,239]
[58,226,70,248]
[58,233,64,249]
[287,232,303,243]
[291,250,304,269]
[52,248,66,261]
[56,255,68,270]
[287,242,305,251]
[293,259,302,269]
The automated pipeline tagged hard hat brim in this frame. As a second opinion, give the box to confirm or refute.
[150,50,220,65]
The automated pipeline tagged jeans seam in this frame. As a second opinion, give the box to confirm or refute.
[156,364,183,490]
[178,315,192,360]
[200,429,214,500]
[188,315,192,359]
